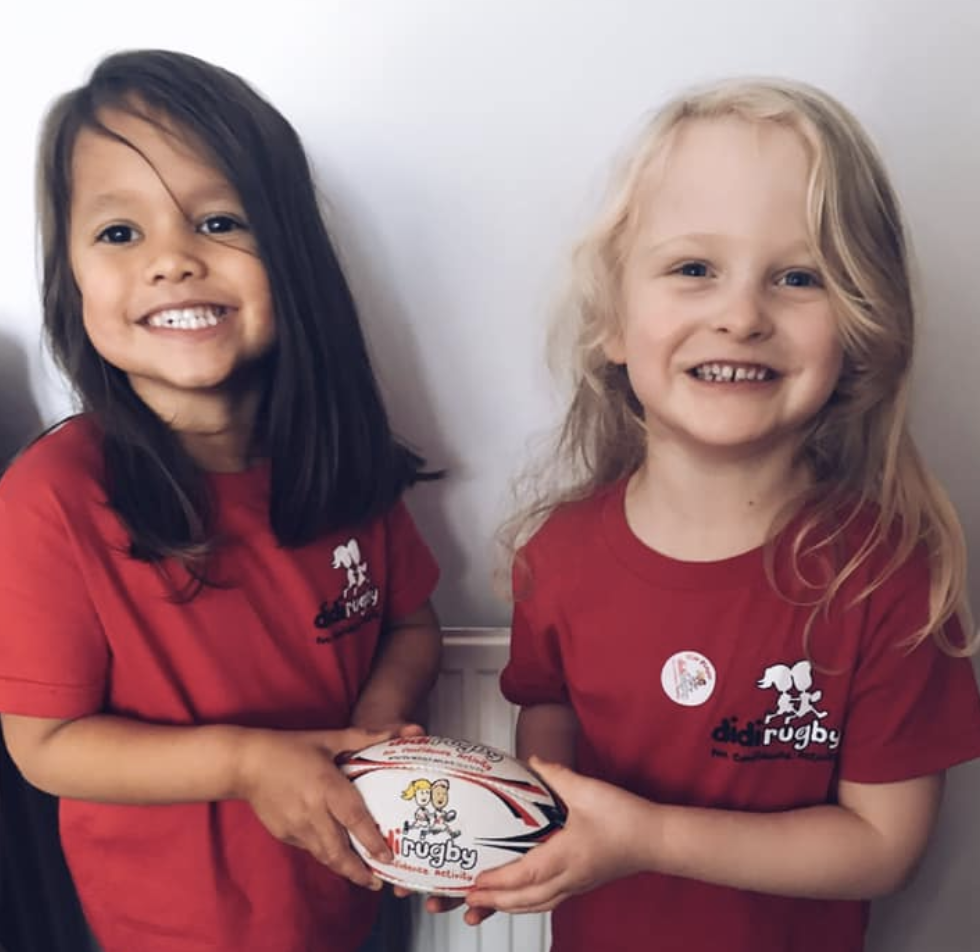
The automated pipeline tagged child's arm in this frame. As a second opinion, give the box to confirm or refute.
[0,711,393,889]
[466,759,943,913]
[350,601,442,732]
[452,701,581,926]
[516,702,579,766]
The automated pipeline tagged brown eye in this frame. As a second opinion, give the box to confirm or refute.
[97,224,136,244]
[198,214,246,235]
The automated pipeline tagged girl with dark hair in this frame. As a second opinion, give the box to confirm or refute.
[0,49,442,952]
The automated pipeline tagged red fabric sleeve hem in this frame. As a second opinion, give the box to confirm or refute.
[386,562,440,622]
[0,679,103,719]
[839,742,980,784]
[499,669,569,708]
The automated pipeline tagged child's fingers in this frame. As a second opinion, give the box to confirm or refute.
[468,853,573,914]
[468,842,570,911]
[469,858,526,892]
[423,894,466,914]
[528,757,576,797]
[419,893,495,923]
[326,726,394,756]
[466,880,566,915]
[396,722,427,738]
[473,837,563,891]
[320,768,393,863]
[307,821,384,890]
[338,805,392,865]
[462,904,496,926]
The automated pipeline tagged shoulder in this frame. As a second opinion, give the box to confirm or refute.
[523,483,618,559]
[814,501,933,632]
[837,503,930,590]
[0,416,119,579]
[515,484,620,600]
[0,415,104,507]
[341,495,428,551]
[784,499,928,585]
[340,494,435,563]
[382,495,419,534]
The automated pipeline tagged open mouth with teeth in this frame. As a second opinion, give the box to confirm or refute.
[688,363,776,383]
[145,305,229,330]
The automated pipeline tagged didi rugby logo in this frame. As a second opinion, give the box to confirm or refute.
[710,659,842,759]
[391,777,477,870]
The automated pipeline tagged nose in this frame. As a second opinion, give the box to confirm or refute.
[712,283,774,341]
[143,230,207,284]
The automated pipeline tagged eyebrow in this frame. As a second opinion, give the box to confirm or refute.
[74,182,242,218]
[638,233,815,259]
[73,191,144,216]
[638,232,727,255]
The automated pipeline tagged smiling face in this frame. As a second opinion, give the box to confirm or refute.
[431,781,449,810]
[604,116,843,464]
[68,108,277,421]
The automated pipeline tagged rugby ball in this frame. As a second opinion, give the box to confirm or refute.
[338,735,565,895]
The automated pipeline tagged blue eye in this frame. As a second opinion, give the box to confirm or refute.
[781,270,822,288]
[198,214,246,235]
[676,262,709,277]
[96,224,136,244]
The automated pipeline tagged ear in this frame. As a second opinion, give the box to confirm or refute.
[601,327,627,365]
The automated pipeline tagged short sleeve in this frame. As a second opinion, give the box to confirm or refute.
[0,467,109,717]
[382,498,440,621]
[837,554,980,783]
[500,551,569,707]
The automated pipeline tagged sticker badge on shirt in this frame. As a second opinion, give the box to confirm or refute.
[661,650,716,707]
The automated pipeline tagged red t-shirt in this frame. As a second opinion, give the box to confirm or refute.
[0,416,440,952]
[501,481,980,952]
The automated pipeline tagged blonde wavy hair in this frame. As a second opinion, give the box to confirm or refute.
[401,778,432,800]
[500,77,974,656]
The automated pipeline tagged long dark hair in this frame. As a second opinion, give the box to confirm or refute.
[38,49,435,576]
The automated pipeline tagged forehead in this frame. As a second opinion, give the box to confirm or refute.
[634,116,812,241]
[70,108,236,211]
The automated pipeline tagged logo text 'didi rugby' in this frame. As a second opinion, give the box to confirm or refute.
[711,659,842,755]
[385,828,478,871]
[711,715,840,752]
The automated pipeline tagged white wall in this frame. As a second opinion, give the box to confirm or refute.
[1,1,978,949]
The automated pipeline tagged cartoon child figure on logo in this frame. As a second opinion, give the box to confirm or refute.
[429,779,461,840]
[758,660,828,725]
[401,777,461,841]
[402,779,436,837]
[461,77,980,952]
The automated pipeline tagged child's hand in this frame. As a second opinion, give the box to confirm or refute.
[236,726,394,889]
[389,887,496,926]
[352,719,427,740]
[465,758,654,914]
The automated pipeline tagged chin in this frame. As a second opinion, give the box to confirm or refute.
[688,430,790,457]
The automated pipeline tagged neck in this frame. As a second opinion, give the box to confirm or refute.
[133,385,265,472]
[626,441,811,561]
[129,373,263,473]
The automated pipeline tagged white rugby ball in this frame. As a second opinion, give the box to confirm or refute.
[339,734,565,895]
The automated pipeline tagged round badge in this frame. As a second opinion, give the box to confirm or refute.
[660,651,716,707]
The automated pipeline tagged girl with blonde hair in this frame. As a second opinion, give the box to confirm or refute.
[466,77,980,952]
